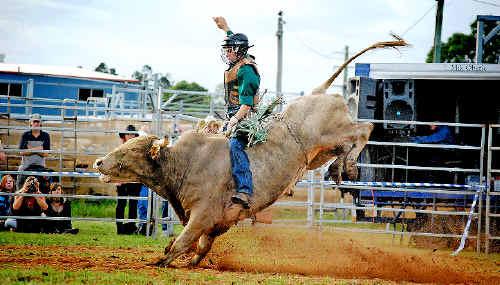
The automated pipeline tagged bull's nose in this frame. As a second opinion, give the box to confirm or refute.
[94,158,103,168]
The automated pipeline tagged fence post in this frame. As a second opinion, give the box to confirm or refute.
[307,170,314,227]
[319,167,325,227]
[26,79,34,116]
[485,126,492,253]
[152,192,159,239]
[146,188,153,237]
[477,126,486,252]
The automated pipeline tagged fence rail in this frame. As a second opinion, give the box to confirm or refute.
[0,92,497,254]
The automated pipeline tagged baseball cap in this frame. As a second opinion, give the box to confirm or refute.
[30,113,42,122]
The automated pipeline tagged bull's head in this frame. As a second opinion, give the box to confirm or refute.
[94,135,168,184]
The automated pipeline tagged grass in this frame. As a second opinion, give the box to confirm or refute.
[71,199,116,218]
[0,222,379,285]
[0,264,354,285]
[2,221,499,284]
[3,201,498,284]
[0,221,180,247]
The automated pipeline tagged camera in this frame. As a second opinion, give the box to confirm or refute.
[25,178,38,193]
[27,183,37,193]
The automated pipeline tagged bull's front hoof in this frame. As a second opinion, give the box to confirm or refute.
[147,256,172,267]
[189,255,203,267]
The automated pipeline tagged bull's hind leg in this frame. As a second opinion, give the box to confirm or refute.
[322,143,353,184]
[190,234,215,266]
[344,123,373,179]
[319,122,373,180]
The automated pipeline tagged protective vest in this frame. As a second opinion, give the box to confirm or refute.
[224,57,260,118]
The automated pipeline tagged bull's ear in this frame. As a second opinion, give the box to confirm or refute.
[149,138,169,160]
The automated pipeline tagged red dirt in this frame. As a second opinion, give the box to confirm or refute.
[1,227,499,284]
[203,226,500,284]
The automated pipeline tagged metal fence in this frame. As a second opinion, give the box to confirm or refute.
[0,82,182,237]
[486,125,500,253]
[271,119,487,253]
[0,89,498,253]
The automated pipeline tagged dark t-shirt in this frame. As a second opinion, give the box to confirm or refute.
[11,197,45,233]
[0,195,11,217]
[19,131,51,168]
[44,200,72,233]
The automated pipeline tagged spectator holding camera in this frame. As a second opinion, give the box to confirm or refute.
[43,183,78,234]
[11,176,48,233]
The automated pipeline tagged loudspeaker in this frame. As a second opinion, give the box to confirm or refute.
[382,79,415,129]
[349,77,376,120]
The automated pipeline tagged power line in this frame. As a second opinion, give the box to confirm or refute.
[400,2,437,37]
[285,21,345,59]
[471,0,500,8]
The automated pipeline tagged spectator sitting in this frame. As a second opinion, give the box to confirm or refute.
[411,124,455,144]
[411,124,457,183]
[17,114,51,190]
[0,175,16,230]
[11,176,48,233]
[43,183,78,234]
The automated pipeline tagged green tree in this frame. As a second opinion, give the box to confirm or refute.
[159,75,172,88]
[163,80,210,113]
[95,62,109,73]
[426,20,499,63]
[95,62,119,74]
[132,65,171,88]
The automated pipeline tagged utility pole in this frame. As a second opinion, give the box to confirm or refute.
[342,45,349,98]
[433,0,444,63]
[276,10,284,111]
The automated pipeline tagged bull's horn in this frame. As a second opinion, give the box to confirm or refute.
[312,34,408,94]
[149,138,169,160]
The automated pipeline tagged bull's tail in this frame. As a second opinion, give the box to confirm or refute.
[312,33,408,95]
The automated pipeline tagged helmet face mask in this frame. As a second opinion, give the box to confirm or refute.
[220,33,250,65]
[221,46,241,65]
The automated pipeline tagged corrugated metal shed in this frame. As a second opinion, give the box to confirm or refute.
[0,63,139,83]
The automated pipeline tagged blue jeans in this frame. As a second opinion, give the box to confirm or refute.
[138,186,171,232]
[161,201,171,232]
[229,137,253,196]
[137,185,149,225]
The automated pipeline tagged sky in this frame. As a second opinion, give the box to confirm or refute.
[2,0,499,94]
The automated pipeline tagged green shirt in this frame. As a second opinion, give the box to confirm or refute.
[237,65,260,106]
[226,30,260,107]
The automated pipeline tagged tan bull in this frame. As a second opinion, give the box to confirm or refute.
[95,37,406,267]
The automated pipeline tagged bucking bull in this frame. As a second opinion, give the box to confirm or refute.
[95,37,407,267]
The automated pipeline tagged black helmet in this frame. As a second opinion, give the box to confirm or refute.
[221,33,252,65]
[222,33,249,48]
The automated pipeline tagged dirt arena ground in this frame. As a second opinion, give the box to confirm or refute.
[1,226,499,284]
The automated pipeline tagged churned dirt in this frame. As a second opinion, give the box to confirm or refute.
[1,227,499,284]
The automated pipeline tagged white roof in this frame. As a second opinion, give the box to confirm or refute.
[0,63,139,83]
[356,63,500,80]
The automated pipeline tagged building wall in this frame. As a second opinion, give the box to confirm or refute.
[0,73,140,117]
